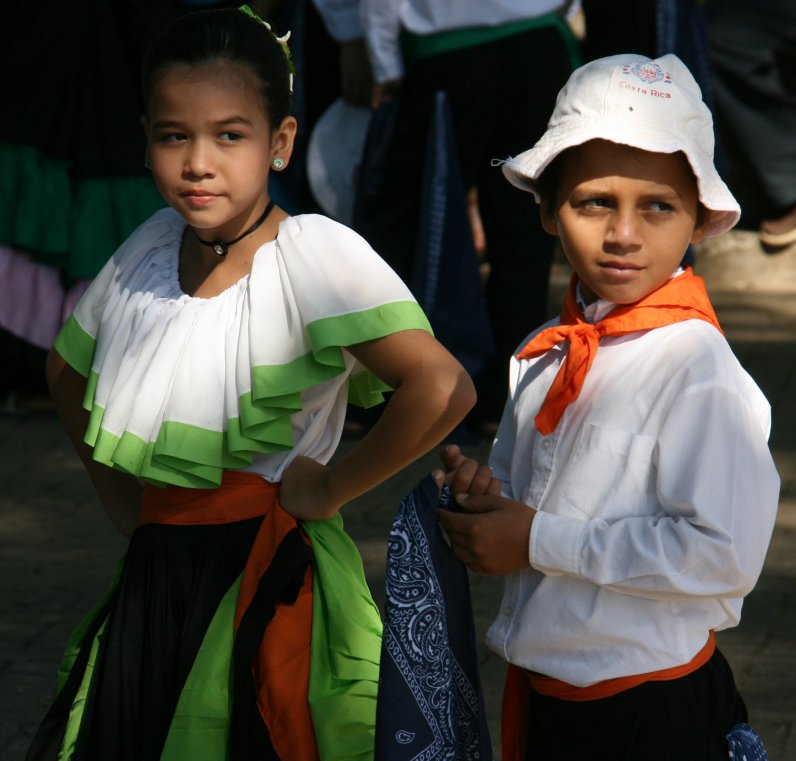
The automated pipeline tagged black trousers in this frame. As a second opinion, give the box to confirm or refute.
[355,24,574,423]
[524,648,748,761]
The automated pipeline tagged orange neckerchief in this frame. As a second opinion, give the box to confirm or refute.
[501,632,716,761]
[517,267,722,435]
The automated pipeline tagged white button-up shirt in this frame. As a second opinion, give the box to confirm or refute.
[486,294,780,687]
[312,0,363,42]
[359,0,569,82]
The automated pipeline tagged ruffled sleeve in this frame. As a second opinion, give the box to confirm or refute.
[53,208,181,380]
[247,215,432,410]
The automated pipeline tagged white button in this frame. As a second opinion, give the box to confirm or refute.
[541,439,551,449]
[503,606,514,616]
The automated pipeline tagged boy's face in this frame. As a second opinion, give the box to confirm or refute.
[542,140,707,305]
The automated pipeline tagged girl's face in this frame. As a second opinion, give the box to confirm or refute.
[143,63,296,241]
[542,140,707,305]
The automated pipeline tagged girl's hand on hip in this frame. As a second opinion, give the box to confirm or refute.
[280,456,340,520]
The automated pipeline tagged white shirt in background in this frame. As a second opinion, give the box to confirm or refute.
[359,0,571,82]
[312,0,363,41]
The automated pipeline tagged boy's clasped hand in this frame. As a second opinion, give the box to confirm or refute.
[434,445,535,575]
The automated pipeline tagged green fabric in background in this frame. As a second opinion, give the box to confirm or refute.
[0,141,165,281]
[0,142,71,258]
[402,11,582,71]
[68,176,166,281]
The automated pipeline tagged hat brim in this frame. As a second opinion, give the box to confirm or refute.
[502,119,740,238]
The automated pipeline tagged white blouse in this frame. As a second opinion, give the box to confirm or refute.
[55,208,430,488]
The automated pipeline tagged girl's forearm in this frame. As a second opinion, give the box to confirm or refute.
[47,349,143,537]
[325,353,475,509]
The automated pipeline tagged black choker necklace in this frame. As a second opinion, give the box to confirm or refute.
[193,200,275,256]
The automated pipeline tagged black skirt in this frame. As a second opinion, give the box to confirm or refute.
[26,517,311,761]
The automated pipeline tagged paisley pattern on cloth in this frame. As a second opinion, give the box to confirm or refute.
[375,476,492,760]
[726,723,768,761]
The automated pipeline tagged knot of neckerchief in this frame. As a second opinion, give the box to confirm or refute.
[516,267,722,435]
[194,200,275,256]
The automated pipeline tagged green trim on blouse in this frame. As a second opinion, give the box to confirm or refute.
[55,301,431,489]
[54,315,95,379]
[307,300,432,355]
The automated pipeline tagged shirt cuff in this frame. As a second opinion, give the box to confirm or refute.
[530,510,587,577]
[371,50,404,84]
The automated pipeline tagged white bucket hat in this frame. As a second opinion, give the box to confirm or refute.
[501,53,740,238]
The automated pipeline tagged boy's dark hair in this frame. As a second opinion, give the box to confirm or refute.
[536,145,708,227]
[535,151,567,213]
[142,8,292,128]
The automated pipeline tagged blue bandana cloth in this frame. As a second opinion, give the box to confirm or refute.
[375,476,492,760]
[726,723,768,761]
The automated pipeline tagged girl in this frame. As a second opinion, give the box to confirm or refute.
[27,7,475,761]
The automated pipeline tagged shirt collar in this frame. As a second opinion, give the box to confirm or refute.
[575,267,685,324]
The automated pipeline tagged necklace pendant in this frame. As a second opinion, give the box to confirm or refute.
[194,200,275,257]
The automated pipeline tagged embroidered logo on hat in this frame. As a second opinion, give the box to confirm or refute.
[624,62,672,85]
[498,53,742,238]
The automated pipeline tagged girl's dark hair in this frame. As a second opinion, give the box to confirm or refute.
[142,8,292,127]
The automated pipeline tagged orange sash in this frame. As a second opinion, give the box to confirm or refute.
[517,268,722,435]
[501,631,716,761]
[141,471,319,761]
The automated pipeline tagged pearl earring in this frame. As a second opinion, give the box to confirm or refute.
[272,157,284,170]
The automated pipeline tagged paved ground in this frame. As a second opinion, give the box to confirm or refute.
[1,230,794,760]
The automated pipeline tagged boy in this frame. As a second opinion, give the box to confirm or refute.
[435,54,780,760]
